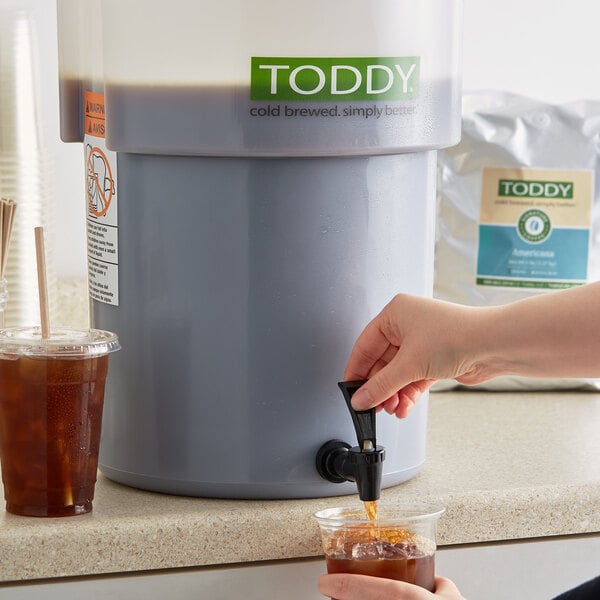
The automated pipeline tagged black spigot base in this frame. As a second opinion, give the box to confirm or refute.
[316,440,353,484]
[349,445,385,502]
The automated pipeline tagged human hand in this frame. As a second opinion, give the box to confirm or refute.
[318,574,466,600]
[344,293,493,417]
[344,283,600,416]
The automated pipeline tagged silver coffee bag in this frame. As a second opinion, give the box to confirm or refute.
[434,91,600,390]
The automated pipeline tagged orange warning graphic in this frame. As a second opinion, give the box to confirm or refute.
[84,90,106,138]
[86,145,115,218]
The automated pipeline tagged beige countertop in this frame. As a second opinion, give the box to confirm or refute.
[1,388,600,583]
[1,280,600,582]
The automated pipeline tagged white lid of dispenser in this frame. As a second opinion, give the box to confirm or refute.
[86,0,463,156]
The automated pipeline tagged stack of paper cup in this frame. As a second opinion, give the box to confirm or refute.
[0,8,56,326]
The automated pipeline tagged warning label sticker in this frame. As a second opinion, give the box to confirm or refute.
[84,90,119,306]
[84,90,106,138]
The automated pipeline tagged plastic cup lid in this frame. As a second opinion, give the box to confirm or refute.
[0,326,121,357]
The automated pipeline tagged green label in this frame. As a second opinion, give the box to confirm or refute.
[250,56,420,102]
[498,179,574,199]
[476,278,579,290]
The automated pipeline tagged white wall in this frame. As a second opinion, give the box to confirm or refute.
[462,0,600,101]
[6,0,600,278]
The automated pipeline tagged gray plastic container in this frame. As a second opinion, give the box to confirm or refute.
[57,0,462,498]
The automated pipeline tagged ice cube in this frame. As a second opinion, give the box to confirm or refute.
[351,542,381,560]
[377,541,410,559]
[395,542,428,559]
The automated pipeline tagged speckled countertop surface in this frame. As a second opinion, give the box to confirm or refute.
[1,282,599,582]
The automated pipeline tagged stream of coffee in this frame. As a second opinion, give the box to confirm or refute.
[364,500,378,520]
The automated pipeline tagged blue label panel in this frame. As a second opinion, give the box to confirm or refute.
[477,225,589,283]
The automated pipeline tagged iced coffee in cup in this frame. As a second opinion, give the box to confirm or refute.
[314,503,445,592]
[0,327,120,517]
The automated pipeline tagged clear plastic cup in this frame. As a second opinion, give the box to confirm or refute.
[0,327,120,516]
[0,9,42,154]
[314,503,445,592]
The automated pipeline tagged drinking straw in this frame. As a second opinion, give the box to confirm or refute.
[0,198,16,328]
[0,204,3,277]
[0,197,16,279]
[34,226,50,339]
[35,226,73,505]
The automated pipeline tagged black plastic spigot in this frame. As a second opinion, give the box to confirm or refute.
[316,380,385,501]
[338,380,377,450]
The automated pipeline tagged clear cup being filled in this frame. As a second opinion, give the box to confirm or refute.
[0,326,120,517]
[314,503,445,592]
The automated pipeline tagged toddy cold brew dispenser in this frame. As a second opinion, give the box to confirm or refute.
[57,0,462,498]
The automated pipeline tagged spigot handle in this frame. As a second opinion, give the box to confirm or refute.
[338,380,376,451]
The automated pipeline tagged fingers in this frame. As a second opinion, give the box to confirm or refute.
[433,577,467,599]
[342,293,444,414]
[392,380,436,418]
[318,574,434,600]
[381,393,400,415]
[318,575,466,600]
[346,369,434,417]
[343,320,396,382]
[349,358,424,412]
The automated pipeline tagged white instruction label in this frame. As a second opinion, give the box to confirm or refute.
[84,90,119,305]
